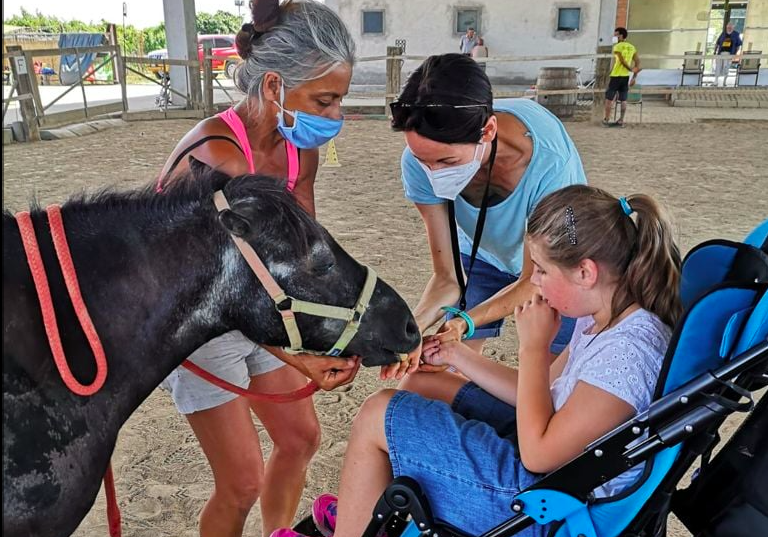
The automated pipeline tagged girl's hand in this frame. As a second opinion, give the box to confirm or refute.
[415,335,451,373]
[434,317,468,343]
[421,338,470,368]
[514,293,561,355]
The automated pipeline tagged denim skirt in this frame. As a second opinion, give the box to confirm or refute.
[384,383,550,537]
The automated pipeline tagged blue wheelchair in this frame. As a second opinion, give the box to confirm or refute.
[303,220,768,537]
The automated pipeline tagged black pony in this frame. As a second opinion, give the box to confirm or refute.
[2,162,420,537]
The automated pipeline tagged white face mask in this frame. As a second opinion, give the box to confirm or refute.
[612,36,619,44]
[418,142,486,200]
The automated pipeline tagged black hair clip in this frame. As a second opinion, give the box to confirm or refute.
[565,206,577,245]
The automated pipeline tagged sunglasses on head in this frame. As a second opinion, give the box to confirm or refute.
[389,101,490,126]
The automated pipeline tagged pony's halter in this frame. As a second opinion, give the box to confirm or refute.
[213,190,377,356]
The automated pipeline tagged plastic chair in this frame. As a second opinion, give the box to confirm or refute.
[737,51,762,87]
[681,51,704,86]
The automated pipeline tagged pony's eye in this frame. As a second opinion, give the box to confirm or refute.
[314,261,335,274]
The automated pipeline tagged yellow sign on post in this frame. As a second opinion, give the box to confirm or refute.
[322,139,341,167]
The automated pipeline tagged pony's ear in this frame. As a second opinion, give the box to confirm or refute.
[217,208,251,237]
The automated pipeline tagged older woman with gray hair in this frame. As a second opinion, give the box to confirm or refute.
[155,2,403,536]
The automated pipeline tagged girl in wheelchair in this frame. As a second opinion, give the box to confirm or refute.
[273,185,683,537]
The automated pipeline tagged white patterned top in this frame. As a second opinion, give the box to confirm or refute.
[550,308,672,497]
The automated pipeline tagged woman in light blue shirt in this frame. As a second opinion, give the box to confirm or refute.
[392,54,586,390]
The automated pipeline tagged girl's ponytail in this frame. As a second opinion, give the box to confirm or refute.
[614,195,682,327]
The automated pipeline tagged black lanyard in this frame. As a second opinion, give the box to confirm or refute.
[448,136,498,311]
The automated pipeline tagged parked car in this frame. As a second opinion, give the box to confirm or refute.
[147,34,241,79]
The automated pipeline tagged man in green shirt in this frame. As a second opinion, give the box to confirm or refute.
[604,27,641,127]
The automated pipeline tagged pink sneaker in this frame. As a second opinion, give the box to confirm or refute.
[270,529,308,537]
[311,493,387,537]
[312,493,338,537]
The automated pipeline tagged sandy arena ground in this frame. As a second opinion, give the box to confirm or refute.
[3,116,767,537]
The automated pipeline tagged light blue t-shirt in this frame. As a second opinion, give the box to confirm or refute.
[400,98,587,276]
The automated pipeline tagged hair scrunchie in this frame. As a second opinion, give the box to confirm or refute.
[619,197,634,216]
[250,0,280,32]
[236,23,265,60]
[236,1,280,60]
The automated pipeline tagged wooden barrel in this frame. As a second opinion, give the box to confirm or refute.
[536,67,578,119]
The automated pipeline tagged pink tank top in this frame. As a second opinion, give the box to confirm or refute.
[217,107,300,191]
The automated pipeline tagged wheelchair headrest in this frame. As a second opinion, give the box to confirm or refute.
[733,288,768,356]
[655,234,768,398]
[656,282,766,397]
[680,240,768,309]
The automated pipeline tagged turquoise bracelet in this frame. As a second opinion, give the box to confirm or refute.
[441,306,476,340]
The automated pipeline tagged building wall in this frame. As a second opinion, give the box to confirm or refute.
[616,0,629,26]
[745,1,768,53]
[627,0,767,70]
[328,0,608,85]
[627,0,710,69]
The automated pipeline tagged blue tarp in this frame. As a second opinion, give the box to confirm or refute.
[58,33,106,85]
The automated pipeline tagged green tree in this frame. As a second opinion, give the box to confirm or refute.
[5,7,104,33]
[3,8,241,57]
[196,10,242,35]
[115,24,142,55]
[143,24,167,53]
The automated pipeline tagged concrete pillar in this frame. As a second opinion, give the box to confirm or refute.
[162,0,201,109]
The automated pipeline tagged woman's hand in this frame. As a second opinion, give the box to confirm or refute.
[379,340,422,381]
[514,293,560,357]
[289,354,362,391]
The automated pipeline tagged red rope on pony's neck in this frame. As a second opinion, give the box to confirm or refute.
[16,207,120,537]
[104,464,122,537]
[16,208,108,396]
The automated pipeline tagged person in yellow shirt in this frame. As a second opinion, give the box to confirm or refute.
[604,27,641,127]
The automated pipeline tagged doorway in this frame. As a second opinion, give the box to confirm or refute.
[705,1,748,78]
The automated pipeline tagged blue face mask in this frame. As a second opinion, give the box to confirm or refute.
[273,82,343,149]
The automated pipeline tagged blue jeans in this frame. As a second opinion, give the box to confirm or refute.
[447,254,576,354]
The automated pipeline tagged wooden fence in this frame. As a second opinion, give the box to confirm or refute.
[4,45,767,142]
[3,43,214,141]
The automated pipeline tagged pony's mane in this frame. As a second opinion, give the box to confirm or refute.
[6,169,322,256]
[220,173,323,256]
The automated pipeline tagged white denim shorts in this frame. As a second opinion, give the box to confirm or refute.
[160,330,285,414]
